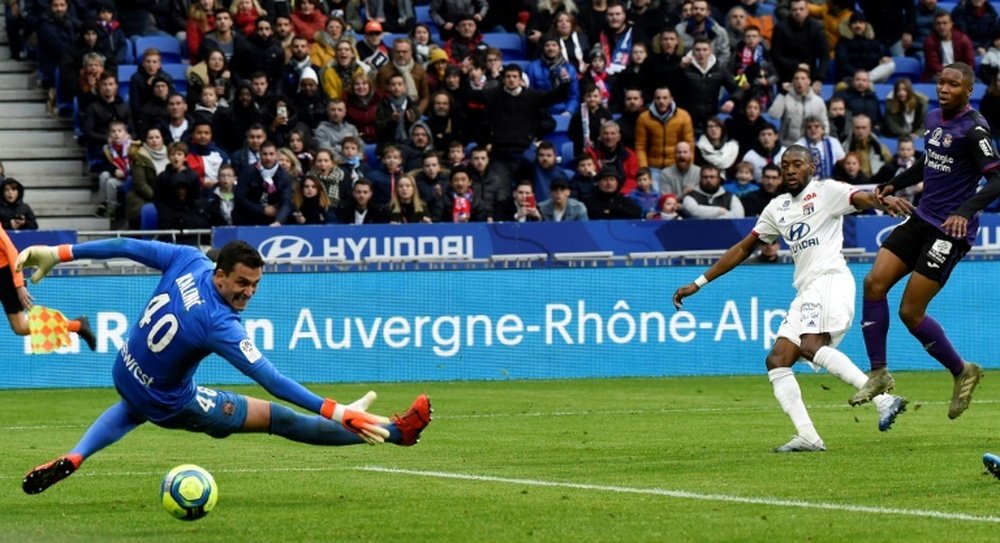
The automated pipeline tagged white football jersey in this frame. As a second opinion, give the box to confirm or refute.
[753,178,860,291]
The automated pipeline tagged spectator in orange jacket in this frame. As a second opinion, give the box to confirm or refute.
[634,86,695,171]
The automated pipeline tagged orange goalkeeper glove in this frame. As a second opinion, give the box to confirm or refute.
[321,392,391,445]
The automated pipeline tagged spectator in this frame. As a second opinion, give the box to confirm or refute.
[447,140,468,169]
[675,0,730,67]
[410,23,438,64]
[367,145,406,205]
[525,0,577,52]
[569,85,613,156]
[154,141,197,208]
[728,24,775,112]
[495,178,544,222]
[399,122,435,170]
[835,12,897,85]
[827,95,852,143]
[82,72,130,156]
[883,77,930,138]
[375,73,419,151]
[951,0,998,54]
[94,120,134,220]
[598,1,647,75]
[275,15,296,61]
[634,86,694,172]
[871,135,924,203]
[425,90,467,151]
[742,123,785,181]
[413,152,448,218]
[289,129,315,173]
[857,0,918,56]
[293,67,328,129]
[613,41,655,112]
[234,140,292,225]
[207,162,237,225]
[185,120,230,190]
[314,99,360,160]
[228,83,264,150]
[678,37,741,132]
[425,47,451,92]
[740,162,781,216]
[979,26,1000,84]
[525,35,580,117]
[570,153,599,200]
[277,147,304,183]
[263,97,302,149]
[249,71,276,112]
[230,123,268,174]
[283,36,323,98]
[580,47,613,107]
[430,0,488,38]
[187,0,218,60]
[327,0,363,32]
[38,0,77,90]
[726,97,769,158]
[164,93,193,144]
[307,148,348,209]
[322,39,370,101]
[842,113,891,178]
[230,0,265,37]
[134,76,171,143]
[338,137,368,190]
[157,153,217,241]
[60,25,110,110]
[71,51,108,115]
[617,87,645,149]
[291,0,327,43]
[695,116,739,172]
[834,69,883,133]
[468,146,507,219]
[231,17,285,83]
[94,2,127,66]
[0,178,37,230]
[442,15,485,63]
[651,192,682,220]
[126,127,170,229]
[188,49,234,109]
[577,0,609,44]
[439,166,488,222]
[376,37,431,114]
[342,74,381,144]
[909,0,940,59]
[725,4,774,49]
[290,174,336,224]
[649,28,685,95]
[833,151,870,185]
[539,177,589,221]
[553,12,591,74]
[585,121,639,193]
[770,0,828,86]
[682,164,744,218]
[367,0,415,34]
[795,116,845,180]
[129,49,173,121]
[658,140,701,196]
[516,141,566,202]
[584,165,642,219]
[769,67,827,147]
[627,167,661,218]
[722,161,759,199]
[628,0,670,42]
[357,20,390,69]
[384,174,430,223]
[923,10,975,82]
[202,9,243,62]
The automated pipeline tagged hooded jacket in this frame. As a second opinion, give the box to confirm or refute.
[0,179,38,230]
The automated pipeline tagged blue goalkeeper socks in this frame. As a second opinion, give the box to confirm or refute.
[70,402,145,460]
[268,403,402,445]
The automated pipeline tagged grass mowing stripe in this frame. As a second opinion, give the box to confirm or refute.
[357,466,1000,525]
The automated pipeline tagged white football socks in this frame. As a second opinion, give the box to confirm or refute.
[813,346,894,407]
[768,367,821,444]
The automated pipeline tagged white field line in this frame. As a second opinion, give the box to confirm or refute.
[2,399,994,430]
[358,466,1000,524]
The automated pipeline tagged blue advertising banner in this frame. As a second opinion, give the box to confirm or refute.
[3,262,996,389]
[213,215,1000,259]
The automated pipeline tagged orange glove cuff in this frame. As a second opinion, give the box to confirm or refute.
[320,398,336,419]
[58,245,73,262]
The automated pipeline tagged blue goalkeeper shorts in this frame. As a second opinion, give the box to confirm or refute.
[153,386,248,438]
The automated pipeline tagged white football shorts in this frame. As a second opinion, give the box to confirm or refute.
[777,270,856,349]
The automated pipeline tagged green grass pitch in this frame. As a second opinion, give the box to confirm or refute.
[1,371,999,542]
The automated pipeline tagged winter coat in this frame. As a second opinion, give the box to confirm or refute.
[0,179,37,230]
[634,104,695,169]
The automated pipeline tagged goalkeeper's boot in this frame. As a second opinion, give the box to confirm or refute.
[393,394,432,446]
[849,368,895,406]
[23,453,82,495]
[774,435,826,453]
[76,316,96,351]
[984,453,1000,480]
[876,395,909,432]
[948,362,983,420]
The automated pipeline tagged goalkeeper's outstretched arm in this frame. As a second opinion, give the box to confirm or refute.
[18,239,199,283]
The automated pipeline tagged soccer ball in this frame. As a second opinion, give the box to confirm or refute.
[161,464,218,521]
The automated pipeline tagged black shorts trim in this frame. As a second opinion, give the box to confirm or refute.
[880,216,970,285]
[0,266,23,314]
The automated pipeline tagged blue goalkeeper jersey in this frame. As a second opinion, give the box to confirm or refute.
[73,238,324,422]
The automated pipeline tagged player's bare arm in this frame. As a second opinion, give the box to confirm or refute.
[673,232,761,309]
[876,162,923,203]
[851,190,914,218]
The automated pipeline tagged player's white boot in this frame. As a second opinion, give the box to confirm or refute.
[774,435,826,453]
[875,395,908,432]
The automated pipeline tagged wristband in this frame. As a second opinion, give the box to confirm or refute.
[58,244,73,262]
[694,275,708,288]
[320,398,337,419]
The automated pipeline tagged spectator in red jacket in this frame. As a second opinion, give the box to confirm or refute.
[923,11,976,82]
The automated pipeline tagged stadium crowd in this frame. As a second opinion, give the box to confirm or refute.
[9,0,1000,235]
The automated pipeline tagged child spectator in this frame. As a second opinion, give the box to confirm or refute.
[440,165,488,223]
[337,137,367,193]
[95,120,135,220]
[569,84,613,156]
[581,48,611,107]
[723,161,761,199]
[187,49,234,109]
[628,167,661,218]
[337,178,388,224]
[208,163,237,225]
[0,178,38,230]
[367,144,406,205]
[413,152,448,218]
[570,153,599,201]
[95,2,128,66]
[387,175,432,223]
[290,174,335,224]
[834,152,870,185]
[447,141,467,169]
[652,193,682,220]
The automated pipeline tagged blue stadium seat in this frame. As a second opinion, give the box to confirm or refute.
[364,143,380,170]
[134,35,184,64]
[560,141,575,165]
[381,33,409,48]
[415,4,432,24]
[162,63,189,94]
[873,83,893,99]
[882,136,898,156]
[890,56,921,83]
[140,203,158,230]
[117,64,139,100]
[553,114,570,132]
[820,84,835,101]
[507,59,530,71]
[756,2,776,16]
[484,33,526,60]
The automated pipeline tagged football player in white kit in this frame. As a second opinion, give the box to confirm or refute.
[673,145,916,452]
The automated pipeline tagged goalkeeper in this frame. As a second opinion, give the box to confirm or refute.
[18,239,431,495]
[0,223,95,350]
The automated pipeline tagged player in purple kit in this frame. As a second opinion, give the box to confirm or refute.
[15,239,431,495]
[850,63,998,419]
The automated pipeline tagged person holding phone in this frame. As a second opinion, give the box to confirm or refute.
[495,179,543,222]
